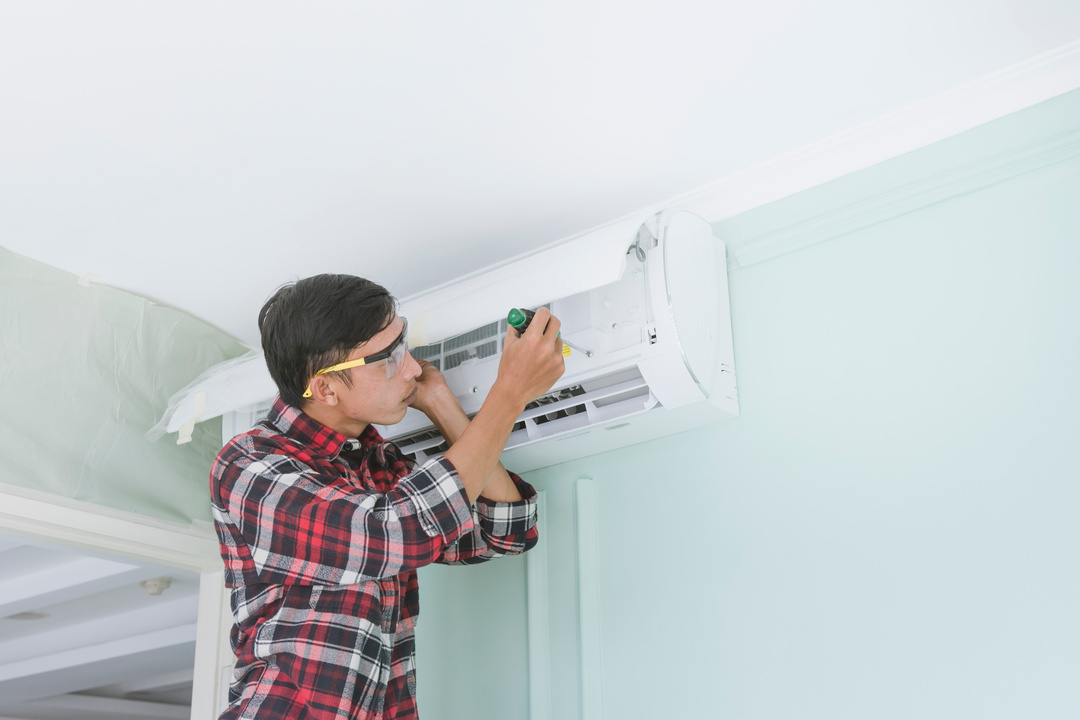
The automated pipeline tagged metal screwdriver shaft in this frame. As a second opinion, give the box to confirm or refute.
[507,308,593,358]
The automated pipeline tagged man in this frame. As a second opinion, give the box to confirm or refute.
[210,274,564,719]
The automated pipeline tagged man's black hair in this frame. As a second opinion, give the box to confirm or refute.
[258,274,396,408]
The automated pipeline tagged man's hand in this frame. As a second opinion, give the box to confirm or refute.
[441,307,565,504]
[410,359,453,419]
[496,306,566,409]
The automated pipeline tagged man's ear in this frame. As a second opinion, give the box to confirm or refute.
[307,376,340,407]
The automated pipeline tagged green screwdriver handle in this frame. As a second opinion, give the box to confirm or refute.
[507,308,562,338]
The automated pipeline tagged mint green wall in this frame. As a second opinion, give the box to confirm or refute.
[414,91,1080,719]
[415,557,532,719]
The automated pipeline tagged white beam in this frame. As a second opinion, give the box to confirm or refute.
[115,667,195,695]
[29,693,189,719]
[0,539,22,555]
[0,623,196,681]
[0,624,196,702]
[0,484,220,574]
[0,557,141,619]
[0,595,197,666]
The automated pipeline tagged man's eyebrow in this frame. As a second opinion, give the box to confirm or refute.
[362,321,405,357]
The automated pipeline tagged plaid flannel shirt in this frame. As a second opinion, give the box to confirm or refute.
[210,398,538,720]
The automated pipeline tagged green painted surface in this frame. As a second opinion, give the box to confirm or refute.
[415,556,532,719]
[416,90,1080,719]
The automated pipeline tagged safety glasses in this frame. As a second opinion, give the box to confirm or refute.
[302,319,410,398]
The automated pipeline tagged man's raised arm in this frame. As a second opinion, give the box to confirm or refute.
[432,307,564,504]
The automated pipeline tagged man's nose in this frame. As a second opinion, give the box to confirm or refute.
[402,350,422,381]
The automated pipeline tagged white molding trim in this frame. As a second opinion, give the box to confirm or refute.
[576,479,604,720]
[191,570,233,720]
[670,38,1080,223]
[526,491,550,720]
[28,694,188,719]
[728,127,1080,267]
[0,483,220,573]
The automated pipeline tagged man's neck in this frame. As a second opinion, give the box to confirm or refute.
[300,402,369,439]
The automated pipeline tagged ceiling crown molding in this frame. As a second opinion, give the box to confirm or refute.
[0,483,220,573]
[723,126,1080,267]
[670,38,1080,225]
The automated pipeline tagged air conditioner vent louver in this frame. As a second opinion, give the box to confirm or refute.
[475,340,499,359]
[414,343,444,367]
[524,385,586,410]
[444,339,500,371]
[445,321,502,351]
[526,385,586,425]
[412,321,504,372]
[443,350,469,371]
[392,367,661,465]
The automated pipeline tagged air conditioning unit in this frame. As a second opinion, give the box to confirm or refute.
[377,209,737,471]
[150,210,738,471]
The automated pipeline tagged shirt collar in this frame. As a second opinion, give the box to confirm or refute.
[266,397,385,459]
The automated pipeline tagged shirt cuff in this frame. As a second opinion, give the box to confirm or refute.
[397,457,474,545]
[475,472,538,538]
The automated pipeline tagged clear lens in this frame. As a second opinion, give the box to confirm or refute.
[385,341,409,378]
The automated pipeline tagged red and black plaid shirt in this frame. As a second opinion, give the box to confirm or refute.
[210,398,538,720]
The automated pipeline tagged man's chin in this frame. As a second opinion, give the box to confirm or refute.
[377,406,411,428]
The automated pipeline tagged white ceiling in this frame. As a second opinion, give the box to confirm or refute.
[2,2,1079,348]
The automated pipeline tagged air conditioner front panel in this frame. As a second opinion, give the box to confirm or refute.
[663,211,720,397]
[636,212,716,409]
[399,213,655,348]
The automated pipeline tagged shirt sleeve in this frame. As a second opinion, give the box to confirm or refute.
[435,471,539,565]
[212,440,475,586]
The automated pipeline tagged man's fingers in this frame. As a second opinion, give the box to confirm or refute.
[525,307,561,341]
[522,307,549,337]
[504,323,520,348]
[543,314,561,342]
[510,307,564,369]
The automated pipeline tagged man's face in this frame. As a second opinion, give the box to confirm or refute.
[332,314,422,428]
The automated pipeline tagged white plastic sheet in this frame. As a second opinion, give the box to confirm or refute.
[146,350,275,440]
[0,247,248,524]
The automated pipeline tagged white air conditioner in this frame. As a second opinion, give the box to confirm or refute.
[378,209,737,470]
[151,210,738,471]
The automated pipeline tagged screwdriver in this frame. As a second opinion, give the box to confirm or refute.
[507,308,593,358]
